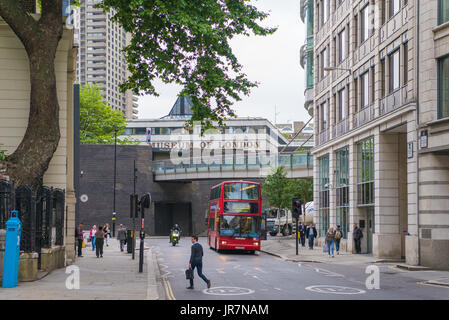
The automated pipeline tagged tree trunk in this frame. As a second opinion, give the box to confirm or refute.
[0,0,63,188]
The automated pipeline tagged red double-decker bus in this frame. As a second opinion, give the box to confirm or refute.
[207,180,262,253]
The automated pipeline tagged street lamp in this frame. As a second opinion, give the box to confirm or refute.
[112,128,118,237]
[323,66,352,74]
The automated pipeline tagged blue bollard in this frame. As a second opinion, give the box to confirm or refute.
[2,210,22,288]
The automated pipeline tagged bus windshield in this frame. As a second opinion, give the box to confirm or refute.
[219,215,259,237]
[223,183,259,200]
[223,201,259,214]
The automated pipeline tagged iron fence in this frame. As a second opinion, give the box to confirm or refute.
[0,182,65,260]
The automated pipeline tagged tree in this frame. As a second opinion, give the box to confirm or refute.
[80,84,137,145]
[0,0,275,187]
[261,166,294,237]
[290,178,313,205]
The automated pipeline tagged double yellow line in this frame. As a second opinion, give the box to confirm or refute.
[162,275,176,300]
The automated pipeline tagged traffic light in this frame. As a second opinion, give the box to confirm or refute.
[292,198,302,219]
[130,194,139,218]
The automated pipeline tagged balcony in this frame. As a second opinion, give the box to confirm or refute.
[317,128,330,146]
[380,85,408,116]
[335,117,350,138]
[353,103,375,129]
[304,87,314,117]
[379,4,409,44]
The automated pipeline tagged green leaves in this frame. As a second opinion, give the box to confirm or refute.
[99,0,276,129]
[79,84,138,145]
[0,144,8,162]
[261,166,292,210]
[262,167,313,210]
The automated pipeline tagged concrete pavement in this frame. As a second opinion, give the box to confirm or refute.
[0,236,448,300]
[260,236,449,288]
[0,238,165,300]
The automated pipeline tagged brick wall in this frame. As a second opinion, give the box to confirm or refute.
[79,144,254,236]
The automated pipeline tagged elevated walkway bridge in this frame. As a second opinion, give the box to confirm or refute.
[152,153,313,182]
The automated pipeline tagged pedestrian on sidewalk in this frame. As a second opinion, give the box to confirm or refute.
[187,236,211,290]
[89,225,97,251]
[117,224,127,252]
[325,227,335,258]
[104,223,111,247]
[334,225,343,255]
[95,226,105,258]
[299,222,307,247]
[353,224,363,254]
[306,224,317,250]
[75,222,84,257]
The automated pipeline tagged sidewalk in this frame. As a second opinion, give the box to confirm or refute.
[0,238,164,300]
[261,237,384,265]
[261,237,449,287]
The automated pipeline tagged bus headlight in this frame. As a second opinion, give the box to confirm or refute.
[254,242,259,246]
[221,241,227,245]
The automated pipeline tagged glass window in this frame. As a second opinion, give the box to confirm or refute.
[438,55,449,119]
[320,101,327,130]
[339,29,346,62]
[223,183,259,200]
[338,88,346,121]
[361,5,370,43]
[390,50,400,92]
[319,155,330,237]
[219,216,260,237]
[357,138,375,205]
[439,0,449,25]
[390,0,401,18]
[223,202,259,214]
[361,71,369,108]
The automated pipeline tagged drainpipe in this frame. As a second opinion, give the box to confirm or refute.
[415,0,421,266]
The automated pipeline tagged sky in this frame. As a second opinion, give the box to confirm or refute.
[136,0,308,125]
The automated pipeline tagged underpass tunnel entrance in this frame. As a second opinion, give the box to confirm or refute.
[154,201,192,236]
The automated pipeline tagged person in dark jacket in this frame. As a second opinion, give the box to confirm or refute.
[298,222,307,247]
[353,223,363,254]
[306,224,317,249]
[75,222,84,257]
[187,236,211,290]
[95,226,105,258]
[117,224,127,252]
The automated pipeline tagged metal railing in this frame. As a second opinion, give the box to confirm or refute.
[380,85,408,116]
[0,182,65,262]
[354,103,375,129]
[317,128,330,146]
[336,117,350,137]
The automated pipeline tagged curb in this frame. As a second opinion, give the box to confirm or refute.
[396,264,432,271]
[425,279,449,287]
[261,249,322,263]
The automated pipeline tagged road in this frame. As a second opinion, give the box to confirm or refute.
[146,237,449,300]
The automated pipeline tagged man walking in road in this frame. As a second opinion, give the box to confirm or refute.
[187,236,211,290]
[117,224,127,252]
[76,222,84,257]
[353,223,363,254]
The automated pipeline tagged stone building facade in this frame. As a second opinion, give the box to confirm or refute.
[0,15,78,265]
[306,0,449,269]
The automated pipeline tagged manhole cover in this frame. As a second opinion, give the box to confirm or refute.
[305,285,366,295]
[203,286,255,296]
